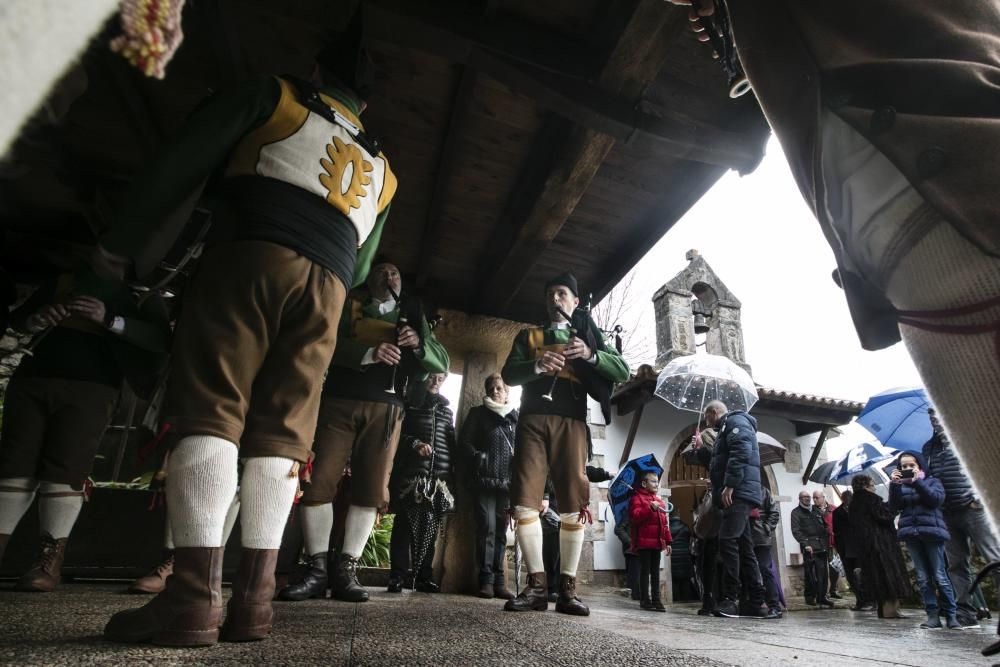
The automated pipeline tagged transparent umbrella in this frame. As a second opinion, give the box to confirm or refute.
[654,354,758,415]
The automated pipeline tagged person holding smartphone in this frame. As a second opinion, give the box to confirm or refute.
[889,452,960,629]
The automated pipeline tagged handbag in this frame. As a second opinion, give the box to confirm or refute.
[693,487,722,540]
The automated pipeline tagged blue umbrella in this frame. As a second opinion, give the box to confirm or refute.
[809,443,899,485]
[856,387,932,451]
[609,453,663,526]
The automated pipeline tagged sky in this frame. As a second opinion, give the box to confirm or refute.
[608,135,922,403]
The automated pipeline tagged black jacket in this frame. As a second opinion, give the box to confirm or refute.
[709,411,762,508]
[750,488,780,546]
[391,393,455,496]
[669,516,694,578]
[921,433,976,510]
[832,504,854,558]
[790,504,828,553]
[459,404,517,492]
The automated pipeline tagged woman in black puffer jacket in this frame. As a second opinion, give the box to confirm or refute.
[459,373,518,599]
[387,373,456,592]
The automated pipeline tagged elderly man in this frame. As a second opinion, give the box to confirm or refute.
[103,21,395,645]
[279,261,448,604]
[812,490,841,599]
[501,272,629,616]
[792,490,835,608]
[703,400,772,618]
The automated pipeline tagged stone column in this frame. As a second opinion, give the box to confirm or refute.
[652,288,696,368]
[437,351,496,593]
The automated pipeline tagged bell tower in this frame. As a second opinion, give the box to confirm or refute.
[651,249,750,374]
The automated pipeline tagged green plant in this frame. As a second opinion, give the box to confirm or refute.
[360,513,394,568]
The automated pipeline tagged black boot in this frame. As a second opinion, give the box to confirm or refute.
[504,572,548,612]
[554,574,590,616]
[277,553,328,601]
[329,552,369,602]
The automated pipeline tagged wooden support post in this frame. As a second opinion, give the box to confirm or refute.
[619,402,645,468]
[802,425,831,485]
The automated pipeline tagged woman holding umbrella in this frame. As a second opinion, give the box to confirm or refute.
[850,474,911,619]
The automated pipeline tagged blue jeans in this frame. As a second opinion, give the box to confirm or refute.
[905,539,957,617]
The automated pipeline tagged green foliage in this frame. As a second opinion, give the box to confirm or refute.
[360,513,394,568]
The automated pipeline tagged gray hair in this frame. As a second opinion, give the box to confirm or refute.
[705,400,728,414]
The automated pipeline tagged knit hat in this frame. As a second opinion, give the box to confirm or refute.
[544,271,578,297]
[896,450,928,471]
[315,6,370,98]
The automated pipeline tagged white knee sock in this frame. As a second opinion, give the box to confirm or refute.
[300,503,335,556]
[885,217,1000,535]
[341,505,377,558]
[222,491,241,545]
[37,482,84,539]
[559,513,585,577]
[166,435,239,547]
[163,519,174,551]
[514,506,544,575]
[0,478,38,534]
[239,457,298,550]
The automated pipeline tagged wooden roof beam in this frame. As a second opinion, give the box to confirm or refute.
[472,1,688,314]
[414,65,478,289]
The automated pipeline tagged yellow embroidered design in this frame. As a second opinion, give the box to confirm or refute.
[320,136,373,211]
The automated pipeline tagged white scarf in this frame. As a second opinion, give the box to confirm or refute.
[484,396,515,417]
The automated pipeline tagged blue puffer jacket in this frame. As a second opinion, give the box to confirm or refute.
[921,433,976,510]
[889,453,950,542]
[709,411,762,508]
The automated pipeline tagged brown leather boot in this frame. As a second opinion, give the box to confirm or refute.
[493,581,515,600]
[129,551,175,594]
[477,582,494,598]
[555,574,590,616]
[16,533,67,592]
[220,548,279,642]
[104,546,224,647]
[503,572,548,612]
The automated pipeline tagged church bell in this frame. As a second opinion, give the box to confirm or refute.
[693,312,710,334]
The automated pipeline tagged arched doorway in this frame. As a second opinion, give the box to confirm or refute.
[661,421,787,603]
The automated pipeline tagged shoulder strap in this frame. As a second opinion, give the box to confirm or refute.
[283,75,382,156]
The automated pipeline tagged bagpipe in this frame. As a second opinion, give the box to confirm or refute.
[694,0,751,99]
[543,296,615,424]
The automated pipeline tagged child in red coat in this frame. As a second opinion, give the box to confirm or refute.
[629,472,672,611]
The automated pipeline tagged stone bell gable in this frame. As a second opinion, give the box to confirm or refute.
[651,249,751,374]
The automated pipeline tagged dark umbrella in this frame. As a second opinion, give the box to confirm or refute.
[757,432,787,467]
[609,453,663,526]
[406,503,443,589]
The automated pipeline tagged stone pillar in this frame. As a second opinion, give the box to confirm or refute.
[437,351,496,594]
[652,288,696,368]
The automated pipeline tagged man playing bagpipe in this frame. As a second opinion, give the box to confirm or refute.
[501,272,629,616]
[279,261,448,603]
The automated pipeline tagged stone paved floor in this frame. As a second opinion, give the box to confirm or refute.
[0,583,995,666]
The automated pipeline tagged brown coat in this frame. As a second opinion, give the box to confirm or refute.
[728,1,1000,349]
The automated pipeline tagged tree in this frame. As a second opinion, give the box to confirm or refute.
[589,270,654,369]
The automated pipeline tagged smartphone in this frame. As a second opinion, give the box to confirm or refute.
[900,469,915,479]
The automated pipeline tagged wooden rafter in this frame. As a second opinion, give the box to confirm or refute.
[414,65,478,289]
[472,1,688,314]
